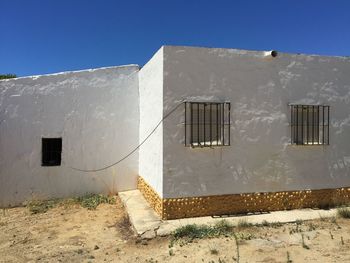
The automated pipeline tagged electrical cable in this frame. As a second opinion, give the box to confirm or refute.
[68,100,185,172]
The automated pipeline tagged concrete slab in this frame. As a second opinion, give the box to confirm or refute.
[118,190,161,238]
[119,190,345,239]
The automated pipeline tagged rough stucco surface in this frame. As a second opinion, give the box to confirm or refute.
[0,66,139,207]
[162,45,350,199]
[139,48,164,197]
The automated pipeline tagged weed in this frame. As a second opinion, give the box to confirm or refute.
[257,220,282,228]
[214,220,233,234]
[261,220,270,227]
[270,221,283,228]
[75,194,115,210]
[295,219,303,225]
[319,213,327,221]
[235,232,255,240]
[27,199,60,214]
[307,223,316,231]
[172,224,212,240]
[59,198,79,208]
[286,251,292,263]
[237,219,253,228]
[301,234,310,249]
[171,220,233,242]
[116,213,133,238]
[337,208,350,219]
[26,194,115,214]
[289,224,302,235]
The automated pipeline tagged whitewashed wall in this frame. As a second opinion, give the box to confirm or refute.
[139,48,164,197]
[0,65,140,207]
[162,46,350,199]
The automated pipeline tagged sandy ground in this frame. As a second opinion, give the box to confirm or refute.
[1,196,350,263]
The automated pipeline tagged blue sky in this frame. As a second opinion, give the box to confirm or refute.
[1,0,350,77]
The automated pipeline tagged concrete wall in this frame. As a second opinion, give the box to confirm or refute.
[162,45,350,199]
[0,65,140,207]
[139,48,164,197]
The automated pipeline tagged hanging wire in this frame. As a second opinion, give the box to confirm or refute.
[68,100,185,172]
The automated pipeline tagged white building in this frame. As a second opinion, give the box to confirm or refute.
[0,66,139,207]
[1,46,350,219]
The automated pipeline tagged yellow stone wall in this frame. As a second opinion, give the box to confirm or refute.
[137,176,163,217]
[137,176,350,220]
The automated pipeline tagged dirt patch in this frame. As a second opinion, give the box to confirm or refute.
[1,197,350,262]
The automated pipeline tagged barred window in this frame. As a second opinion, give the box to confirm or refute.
[185,102,230,147]
[290,105,329,145]
[42,138,62,166]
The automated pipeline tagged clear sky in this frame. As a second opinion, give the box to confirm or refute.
[1,0,350,77]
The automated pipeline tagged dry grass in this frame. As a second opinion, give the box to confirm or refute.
[26,199,61,214]
[171,220,233,242]
[75,194,115,210]
[26,194,115,214]
[3,197,350,263]
[237,219,253,228]
[337,207,350,219]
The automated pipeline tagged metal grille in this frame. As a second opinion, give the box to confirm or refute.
[185,102,230,147]
[290,105,330,145]
[42,138,62,166]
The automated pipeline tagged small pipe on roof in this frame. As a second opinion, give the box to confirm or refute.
[264,50,278,58]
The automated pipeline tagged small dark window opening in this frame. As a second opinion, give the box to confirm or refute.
[185,102,231,147]
[42,138,62,166]
[290,105,330,145]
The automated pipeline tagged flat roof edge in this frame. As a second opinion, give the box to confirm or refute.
[162,45,350,59]
[0,64,140,81]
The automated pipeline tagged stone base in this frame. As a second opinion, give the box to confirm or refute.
[137,176,163,217]
[137,176,350,220]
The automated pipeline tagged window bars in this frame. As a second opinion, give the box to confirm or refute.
[184,102,231,147]
[42,138,62,166]
[290,105,330,145]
